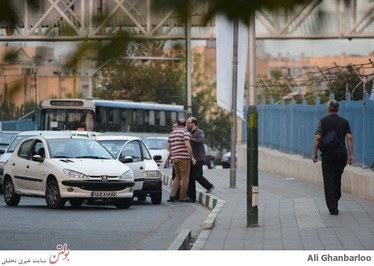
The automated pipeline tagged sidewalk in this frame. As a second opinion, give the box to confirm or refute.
[162,167,374,250]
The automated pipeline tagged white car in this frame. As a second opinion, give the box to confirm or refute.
[0,131,19,150]
[0,131,73,190]
[2,135,135,209]
[95,135,162,204]
[143,137,169,168]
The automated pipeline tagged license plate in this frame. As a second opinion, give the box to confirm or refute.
[91,191,117,198]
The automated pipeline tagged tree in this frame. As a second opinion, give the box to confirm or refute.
[190,52,231,153]
[329,64,373,101]
[0,99,37,120]
[94,40,185,105]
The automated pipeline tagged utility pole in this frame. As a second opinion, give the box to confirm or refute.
[230,18,239,188]
[186,6,192,115]
[247,13,258,227]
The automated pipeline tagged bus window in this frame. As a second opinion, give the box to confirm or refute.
[159,111,166,126]
[136,110,144,125]
[166,111,175,129]
[131,109,145,132]
[171,112,178,125]
[121,109,131,132]
[85,112,94,131]
[112,108,120,124]
[148,110,155,126]
[95,107,107,131]
[177,111,186,120]
[107,108,120,131]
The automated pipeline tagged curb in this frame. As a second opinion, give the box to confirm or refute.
[168,229,191,250]
[162,173,226,250]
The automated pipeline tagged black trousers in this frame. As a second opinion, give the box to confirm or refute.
[321,152,347,211]
[187,161,213,201]
[173,161,213,201]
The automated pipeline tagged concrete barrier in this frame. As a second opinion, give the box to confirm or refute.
[237,145,374,201]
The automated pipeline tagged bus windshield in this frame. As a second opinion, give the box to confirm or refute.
[41,109,94,131]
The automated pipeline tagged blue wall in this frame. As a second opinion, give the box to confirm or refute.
[242,95,374,168]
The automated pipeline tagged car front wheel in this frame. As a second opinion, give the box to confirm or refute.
[46,179,65,209]
[3,177,20,206]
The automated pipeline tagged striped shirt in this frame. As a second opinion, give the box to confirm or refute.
[168,127,192,160]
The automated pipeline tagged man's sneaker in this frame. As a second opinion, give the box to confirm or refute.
[206,186,215,193]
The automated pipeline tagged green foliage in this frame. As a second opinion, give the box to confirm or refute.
[190,52,231,152]
[329,65,373,101]
[94,40,185,105]
[0,99,37,120]
[0,0,38,27]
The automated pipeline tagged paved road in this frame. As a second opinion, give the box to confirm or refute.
[0,188,208,250]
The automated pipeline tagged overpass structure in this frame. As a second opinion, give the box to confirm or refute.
[1,0,374,42]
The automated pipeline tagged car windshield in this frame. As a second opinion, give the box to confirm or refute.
[0,132,18,146]
[49,138,114,159]
[144,138,168,150]
[96,139,129,157]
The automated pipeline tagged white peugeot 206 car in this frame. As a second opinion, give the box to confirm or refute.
[2,135,135,209]
[95,135,162,204]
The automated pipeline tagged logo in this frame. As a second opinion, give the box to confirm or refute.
[101,175,109,181]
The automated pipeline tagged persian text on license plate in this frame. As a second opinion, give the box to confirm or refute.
[91,191,117,198]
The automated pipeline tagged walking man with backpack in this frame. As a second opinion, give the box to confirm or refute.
[312,100,354,215]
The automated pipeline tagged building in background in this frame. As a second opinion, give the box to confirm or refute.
[1,41,373,108]
[0,44,89,107]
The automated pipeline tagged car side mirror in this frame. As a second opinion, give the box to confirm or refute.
[32,155,44,163]
[0,149,5,155]
[153,155,162,161]
[120,156,133,163]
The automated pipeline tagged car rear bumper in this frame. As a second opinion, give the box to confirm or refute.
[221,161,231,168]
[134,179,161,195]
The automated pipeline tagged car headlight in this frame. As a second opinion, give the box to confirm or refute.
[145,170,161,178]
[119,169,134,180]
[63,169,89,179]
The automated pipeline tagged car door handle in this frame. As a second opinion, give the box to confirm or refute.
[26,165,29,169]
[140,166,144,170]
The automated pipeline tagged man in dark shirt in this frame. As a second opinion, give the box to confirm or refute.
[312,100,353,215]
[186,117,215,202]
